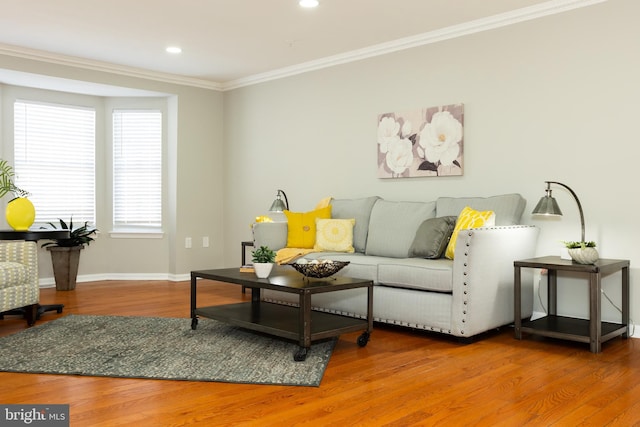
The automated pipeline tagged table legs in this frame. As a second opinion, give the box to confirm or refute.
[622,266,630,338]
[514,266,522,339]
[190,273,198,329]
[295,290,313,361]
[589,272,602,353]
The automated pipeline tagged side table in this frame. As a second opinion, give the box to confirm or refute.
[0,229,71,319]
[514,256,629,353]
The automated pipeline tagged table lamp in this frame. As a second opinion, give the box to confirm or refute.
[532,181,585,243]
[269,189,289,212]
[532,181,599,263]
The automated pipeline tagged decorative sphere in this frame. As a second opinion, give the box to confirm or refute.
[6,197,35,231]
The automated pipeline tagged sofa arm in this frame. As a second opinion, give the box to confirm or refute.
[252,222,288,251]
[450,225,539,337]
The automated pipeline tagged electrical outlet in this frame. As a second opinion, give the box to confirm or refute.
[185,237,192,248]
[202,236,209,248]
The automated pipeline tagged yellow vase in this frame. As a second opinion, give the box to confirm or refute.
[5,197,36,231]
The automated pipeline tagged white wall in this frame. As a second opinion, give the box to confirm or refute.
[0,55,225,281]
[223,0,640,325]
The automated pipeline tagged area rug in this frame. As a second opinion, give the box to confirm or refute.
[0,314,336,387]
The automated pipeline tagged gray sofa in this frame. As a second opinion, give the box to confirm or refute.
[252,194,539,340]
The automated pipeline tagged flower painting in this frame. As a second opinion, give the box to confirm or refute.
[377,104,464,178]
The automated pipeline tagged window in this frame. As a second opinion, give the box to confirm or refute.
[13,100,96,224]
[112,109,162,230]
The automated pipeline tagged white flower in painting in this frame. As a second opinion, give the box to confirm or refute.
[401,120,412,137]
[418,111,462,165]
[385,138,414,175]
[378,116,401,154]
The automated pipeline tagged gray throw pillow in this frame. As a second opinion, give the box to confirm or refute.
[409,216,457,259]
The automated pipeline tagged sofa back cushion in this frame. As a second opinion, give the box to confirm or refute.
[435,193,526,225]
[331,196,380,253]
[366,200,436,258]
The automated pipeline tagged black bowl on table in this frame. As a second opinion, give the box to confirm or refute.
[288,261,350,279]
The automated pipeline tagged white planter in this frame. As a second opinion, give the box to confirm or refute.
[254,263,274,278]
[568,247,599,264]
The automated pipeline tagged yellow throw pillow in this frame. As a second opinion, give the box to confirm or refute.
[314,218,356,253]
[284,205,332,249]
[315,196,332,209]
[445,206,495,260]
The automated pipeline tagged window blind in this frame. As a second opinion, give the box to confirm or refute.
[112,109,162,229]
[13,100,96,224]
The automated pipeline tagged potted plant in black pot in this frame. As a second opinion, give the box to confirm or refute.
[41,218,97,290]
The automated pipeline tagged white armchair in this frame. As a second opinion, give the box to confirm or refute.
[0,241,39,326]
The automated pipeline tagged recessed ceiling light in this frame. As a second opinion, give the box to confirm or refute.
[166,46,182,54]
[299,0,319,8]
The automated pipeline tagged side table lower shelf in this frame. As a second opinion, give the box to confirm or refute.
[520,315,627,345]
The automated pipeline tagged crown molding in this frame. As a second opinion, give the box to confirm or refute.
[0,0,605,93]
[221,0,606,91]
[0,43,224,92]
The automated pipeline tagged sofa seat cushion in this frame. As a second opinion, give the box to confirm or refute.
[366,200,436,258]
[378,258,453,292]
[0,262,27,290]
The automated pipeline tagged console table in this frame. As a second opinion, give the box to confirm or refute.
[0,230,70,242]
[514,256,629,353]
[0,229,71,319]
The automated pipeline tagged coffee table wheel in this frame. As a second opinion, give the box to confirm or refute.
[191,317,198,330]
[357,332,370,347]
[294,347,308,362]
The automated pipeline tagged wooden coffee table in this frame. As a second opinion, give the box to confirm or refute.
[190,267,373,361]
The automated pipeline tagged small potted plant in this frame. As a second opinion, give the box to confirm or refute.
[41,218,98,290]
[563,240,598,264]
[251,245,276,278]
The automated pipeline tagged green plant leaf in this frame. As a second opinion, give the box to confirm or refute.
[40,217,98,248]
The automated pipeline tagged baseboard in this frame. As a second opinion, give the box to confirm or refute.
[38,272,191,288]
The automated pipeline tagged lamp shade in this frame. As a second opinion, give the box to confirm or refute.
[532,195,562,216]
[269,189,289,212]
[269,198,287,212]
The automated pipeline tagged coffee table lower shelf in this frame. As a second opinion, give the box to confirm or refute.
[192,302,369,360]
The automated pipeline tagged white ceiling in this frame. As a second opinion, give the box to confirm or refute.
[0,0,603,91]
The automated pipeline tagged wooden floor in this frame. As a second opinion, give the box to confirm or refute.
[1,280,639,427]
